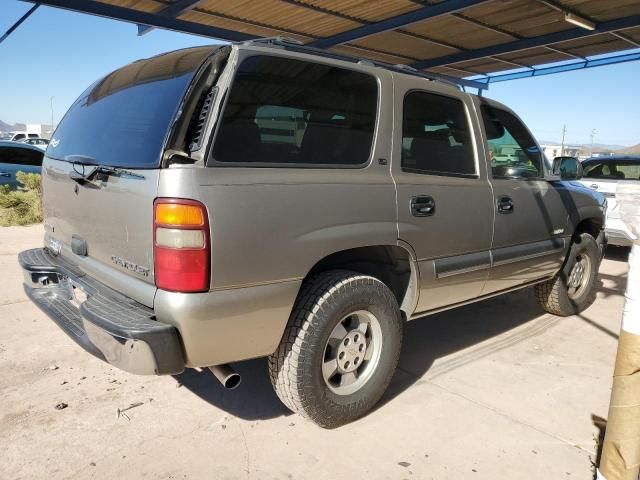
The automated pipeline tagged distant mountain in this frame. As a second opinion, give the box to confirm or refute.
[616,144,640,156]
[538,140,628,151]
[0,120,26,132]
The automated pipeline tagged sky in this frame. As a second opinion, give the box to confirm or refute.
[1,1,639,147]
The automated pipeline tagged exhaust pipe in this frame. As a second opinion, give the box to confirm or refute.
[208,364,242,390]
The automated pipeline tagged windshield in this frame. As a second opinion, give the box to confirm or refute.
[583,160,640,181]
[47,46,217,169]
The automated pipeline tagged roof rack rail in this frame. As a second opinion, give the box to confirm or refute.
[239,37,488,91]
[243,36,304,46]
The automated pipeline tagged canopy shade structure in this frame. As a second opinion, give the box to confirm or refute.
[12,0,640,86]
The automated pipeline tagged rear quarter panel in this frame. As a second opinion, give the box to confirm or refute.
[154,60,398,366]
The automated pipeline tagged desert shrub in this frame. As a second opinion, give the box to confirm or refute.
[0,172,42,226]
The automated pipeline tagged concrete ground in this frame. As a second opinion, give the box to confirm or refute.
[0,225,629,480]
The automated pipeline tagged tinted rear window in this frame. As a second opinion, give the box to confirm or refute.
[48,47,216,168]
[212,55,377,166]
[0,146,43,166]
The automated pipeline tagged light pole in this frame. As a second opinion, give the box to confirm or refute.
[50,96,55,138]
[590,129,596,157]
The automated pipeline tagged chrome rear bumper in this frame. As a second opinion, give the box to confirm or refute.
[19,248,184,375]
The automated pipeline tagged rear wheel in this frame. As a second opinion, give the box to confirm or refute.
[535,232,600,316]
[268,270,403,428]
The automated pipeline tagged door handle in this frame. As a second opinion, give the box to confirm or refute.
[0,171,11,178]
[497,196,514,214]
[411,195,435,217]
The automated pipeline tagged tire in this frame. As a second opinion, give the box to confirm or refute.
[535,232,600,316]
[268,270,403,428]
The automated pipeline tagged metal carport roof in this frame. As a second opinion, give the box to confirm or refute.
[11,0,640,86]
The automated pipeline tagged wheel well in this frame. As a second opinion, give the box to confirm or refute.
[574,218,603,240]
[306,246,416,318]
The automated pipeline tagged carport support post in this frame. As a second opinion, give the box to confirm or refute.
[598,184,640,480]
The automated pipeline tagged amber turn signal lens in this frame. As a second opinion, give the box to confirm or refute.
[155,203,204,226]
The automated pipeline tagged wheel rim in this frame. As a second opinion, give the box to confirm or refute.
[567,252,592,300]
[322,310,383,396]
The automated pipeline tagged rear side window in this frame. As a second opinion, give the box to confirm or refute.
[481,105,543,179]
[212,55,378,166]
[28,133,39,138]
[0,147,43,166]
[584,160,640,180]
[401,91,476,176]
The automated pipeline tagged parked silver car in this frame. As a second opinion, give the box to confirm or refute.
[18,137,50,150]
[579,156,640,246]
[20,42,605,427]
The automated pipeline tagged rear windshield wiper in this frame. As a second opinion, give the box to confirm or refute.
[91,165,146,180]
[68,158,145,187]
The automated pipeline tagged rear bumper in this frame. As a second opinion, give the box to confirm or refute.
[605,218,635,247]
[19,248,184,375]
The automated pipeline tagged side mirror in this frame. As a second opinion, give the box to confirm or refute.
[552,156,583,180]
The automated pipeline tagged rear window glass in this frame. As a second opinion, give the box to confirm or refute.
[212,55,378,166]
[584,160,640,180]
[47,47,215,168]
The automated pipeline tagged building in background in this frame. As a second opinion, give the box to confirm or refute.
[541,144,585,161]
[0,124,53,139]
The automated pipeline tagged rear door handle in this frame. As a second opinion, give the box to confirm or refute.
[411,195,435,217]
[497,196,514,214]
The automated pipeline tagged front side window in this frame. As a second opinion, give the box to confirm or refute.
[212,55,378,166]
[584,160,640,180]
[401,91,476,176]
[481,105,543,179]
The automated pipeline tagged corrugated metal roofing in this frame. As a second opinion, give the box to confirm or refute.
[29,0,640,79]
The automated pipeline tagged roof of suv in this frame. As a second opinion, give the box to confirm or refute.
[236,38,484,93]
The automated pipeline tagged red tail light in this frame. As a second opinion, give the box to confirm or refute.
[154,198,210,293]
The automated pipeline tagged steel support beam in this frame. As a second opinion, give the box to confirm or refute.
[309,0,490,49]
[137,0,203,36]
[18,0,255,42]
[413,15,640,69]
[610,31,640,48]
[451,11,586,60]
[1,3,39,45]
[472,51,640,84]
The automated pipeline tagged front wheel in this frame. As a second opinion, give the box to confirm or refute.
[535,232,600,316]
[268,270,403,428]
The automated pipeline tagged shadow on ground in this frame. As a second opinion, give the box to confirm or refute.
[175,287,548,421]
[173,358,291,421]
[380,287,547,408]
[604,245,630,263]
